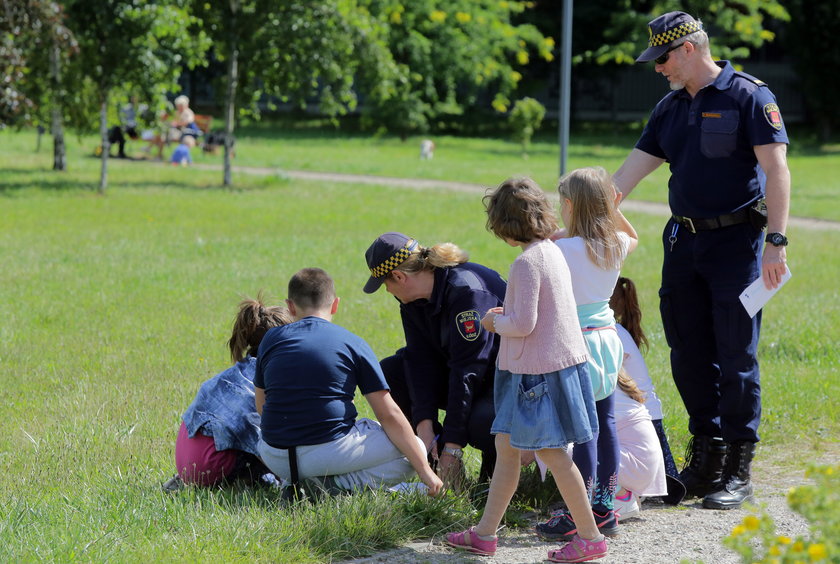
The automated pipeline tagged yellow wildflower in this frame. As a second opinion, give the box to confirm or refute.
[808,544,827,560]
[793,541,805,552]
[743,515,760,530]
[516,51,529,65]
[731,525,746,536]
[455,12,471,23]
[777,536,792,544]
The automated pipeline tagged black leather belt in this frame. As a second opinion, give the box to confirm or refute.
[672,208,751,233]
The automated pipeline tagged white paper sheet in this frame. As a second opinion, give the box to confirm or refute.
[739,267,792,318]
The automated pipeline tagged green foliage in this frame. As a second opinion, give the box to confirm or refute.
[782,0,840,139]
[508,97,545,156]
[358,0,555,137]
[61,0,210,132]
[723,465,839,563]
[572,0,790,66]
[0,1,76,127]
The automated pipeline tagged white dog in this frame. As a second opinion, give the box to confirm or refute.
[420,139,435,160]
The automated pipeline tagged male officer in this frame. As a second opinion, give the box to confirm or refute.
[612,11,790,510]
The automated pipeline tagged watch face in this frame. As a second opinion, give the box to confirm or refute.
[767,233,788,246]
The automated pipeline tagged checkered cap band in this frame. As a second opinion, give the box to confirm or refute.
[370,240,416,278]
[649,21,702,47]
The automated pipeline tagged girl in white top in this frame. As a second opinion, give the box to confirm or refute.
[537,167,638,538]
[445,177,608,563]
[611,277,684,506]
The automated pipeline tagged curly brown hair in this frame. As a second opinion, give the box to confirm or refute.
[484,177,558,243]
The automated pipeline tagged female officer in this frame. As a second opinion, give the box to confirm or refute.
[363,232,506,484]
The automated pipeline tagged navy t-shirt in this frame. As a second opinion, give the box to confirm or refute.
[254,316,388,448]
[636,61,788,218]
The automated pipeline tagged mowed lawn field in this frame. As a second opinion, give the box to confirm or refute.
[1,126,838,562]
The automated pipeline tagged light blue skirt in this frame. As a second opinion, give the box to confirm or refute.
[579,301,623,401]
[491,364,599,450]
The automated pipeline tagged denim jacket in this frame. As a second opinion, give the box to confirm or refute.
[181,357,261,455]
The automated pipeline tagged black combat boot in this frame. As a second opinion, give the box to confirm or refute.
[703,441,756,510]
[679,435,728,498]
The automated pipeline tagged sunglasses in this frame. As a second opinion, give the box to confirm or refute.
[654,42,687,65]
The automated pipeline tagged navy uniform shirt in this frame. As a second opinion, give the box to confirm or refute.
[399,263,506,446]
[255,317,388,448]
[636,61,788,218]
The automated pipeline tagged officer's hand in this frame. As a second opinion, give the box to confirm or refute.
[761,244,787,290]
[439,452,465,492]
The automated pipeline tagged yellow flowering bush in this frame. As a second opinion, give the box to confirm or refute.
[723,465,838,563]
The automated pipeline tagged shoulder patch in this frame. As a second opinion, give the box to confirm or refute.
[763,103,783,131]
[455,310,481,342]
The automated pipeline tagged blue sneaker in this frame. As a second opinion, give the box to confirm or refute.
[536,508,620,541]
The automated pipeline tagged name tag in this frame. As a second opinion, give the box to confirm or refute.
[702,112,722,118]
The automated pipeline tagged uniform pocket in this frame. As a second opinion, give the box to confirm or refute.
[658,289,684,350]
[700,111,738,158]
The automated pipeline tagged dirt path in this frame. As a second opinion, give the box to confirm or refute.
[191,163,840,232]
[344,447,838,564]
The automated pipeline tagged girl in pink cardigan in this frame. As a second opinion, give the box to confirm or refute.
[444,178,607,563]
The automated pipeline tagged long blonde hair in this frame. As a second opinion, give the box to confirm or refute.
[557,167,624,269]
[392,242,468,275]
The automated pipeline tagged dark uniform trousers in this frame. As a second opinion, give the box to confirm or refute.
[380,350,497,477]
[659,219,763,444]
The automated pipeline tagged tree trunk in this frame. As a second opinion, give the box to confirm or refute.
[50,40,66,171]
[223,3,239,188]
[98,95,109,194]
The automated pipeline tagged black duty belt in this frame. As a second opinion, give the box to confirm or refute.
[671,208,751,233]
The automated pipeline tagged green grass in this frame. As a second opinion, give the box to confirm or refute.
[1,125,838,561]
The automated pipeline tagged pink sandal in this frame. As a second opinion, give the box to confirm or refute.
[445,527,497,556]
[547,534,608,563]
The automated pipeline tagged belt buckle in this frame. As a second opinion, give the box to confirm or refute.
[676,216,696,233]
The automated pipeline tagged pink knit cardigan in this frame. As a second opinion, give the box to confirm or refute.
[493,239,589,374]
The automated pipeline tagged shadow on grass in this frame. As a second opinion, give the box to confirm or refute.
[0,163,270,194]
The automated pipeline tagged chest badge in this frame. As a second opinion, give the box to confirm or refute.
[456,310,481,341]
[763,103,783,131]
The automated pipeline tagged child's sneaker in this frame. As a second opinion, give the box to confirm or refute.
[614,491,640,521]
[547,534,608,563]
[536,508,619,540]
[444,527,497,556]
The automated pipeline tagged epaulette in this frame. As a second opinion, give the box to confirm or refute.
[733,69,767,87]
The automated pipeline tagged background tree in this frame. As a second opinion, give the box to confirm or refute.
[192,0,399,186]
[509,97,545,158]
[782,0,840,140]
[358,0,555,138]
[61,0,209,193]
[1,1,77,169]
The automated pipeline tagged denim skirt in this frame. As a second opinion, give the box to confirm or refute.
[491,363,599,450]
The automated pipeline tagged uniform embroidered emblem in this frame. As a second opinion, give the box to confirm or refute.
[456,310,481,341]
[763,103,783,131]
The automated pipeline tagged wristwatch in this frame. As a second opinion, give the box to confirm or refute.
[441,446,464,460]
[765,232,788,247]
